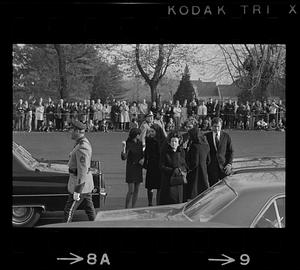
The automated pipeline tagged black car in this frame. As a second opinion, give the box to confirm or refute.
[12,141,107,227]
[44,157,285,228]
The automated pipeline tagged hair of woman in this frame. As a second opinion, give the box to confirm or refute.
[127,127,141,143]
[188,127,208,144]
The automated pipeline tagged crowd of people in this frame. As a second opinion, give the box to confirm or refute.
[121,114,234,208]
[13,96,286,133]
[12,95,286,215]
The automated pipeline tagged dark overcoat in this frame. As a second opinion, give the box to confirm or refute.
[159,144,187,205]
[186,142,210,200]
[144,137,161,189]
[204,131,233,186]
[121,141,143,183]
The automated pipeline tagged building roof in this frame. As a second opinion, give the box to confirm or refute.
[218,83,242,98]
[191,80,219,98]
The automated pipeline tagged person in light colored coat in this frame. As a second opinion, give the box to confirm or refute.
[63,120,96,223]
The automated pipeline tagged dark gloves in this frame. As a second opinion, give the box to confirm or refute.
[173,167,181,175]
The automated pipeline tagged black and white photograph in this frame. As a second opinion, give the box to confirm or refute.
[6,1,296,269]
[12,43,286,228]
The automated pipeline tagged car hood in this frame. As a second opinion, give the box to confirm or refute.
[35,162,69,174]
[35,161,100,175]
[40,219,237,228]
[95,204,185,222]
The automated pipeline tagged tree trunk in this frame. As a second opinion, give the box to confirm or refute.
[150,83,159,105]
[54,44,67,99]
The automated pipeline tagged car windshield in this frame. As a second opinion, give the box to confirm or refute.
[13,142,39,169]
[182,180,237,222]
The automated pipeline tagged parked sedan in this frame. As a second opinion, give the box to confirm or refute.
[12,141,107,227]
[43,157,285,228]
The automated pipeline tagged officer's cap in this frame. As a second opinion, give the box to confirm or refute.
[146,111,154,118]
[71,120,86,131]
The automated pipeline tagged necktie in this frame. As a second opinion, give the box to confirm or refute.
[215,133,219,149]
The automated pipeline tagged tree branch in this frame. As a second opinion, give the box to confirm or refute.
[135,44,151,85]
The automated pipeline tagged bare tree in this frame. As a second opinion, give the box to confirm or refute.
[54,44,68,99]
[218,44,285,100]
[110,44,209,104]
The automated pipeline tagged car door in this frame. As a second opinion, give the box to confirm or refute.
[251,195,285,228]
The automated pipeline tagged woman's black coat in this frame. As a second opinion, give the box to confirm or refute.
[186,142,210,199]
[144,137,161,189]
[159,144,187,205]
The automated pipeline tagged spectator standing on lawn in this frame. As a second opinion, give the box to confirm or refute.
[173,100,182,130]
[165,117,175,133]
[262,100,270,123]
[103,100,111,121]
[89,100,96,130]
[188,98,198,117]
[206,98,214,119]
[30,98,36,131]
[35,98,44,131]
[121,128,144,208]
[165,100,174,124]
[15,98,25,131]
[153,111,168,138]
[140,111,154,149]
[233,101,239,129]
[197,99,207,123]
[81,100,89,124]
[149,101,159,116]
[277,100,285,125]
[23,100,31,132]
[55,99,64,131]
[269,100,279,125]
[129,101,138,122]
[110,99,119,131]
[62,102,70,130]
[180,99,188,127]
[212,99,221,118]
[138,99,148,124]
[95,99,103,129]
[120,100,130,131]
[46,100,55,131]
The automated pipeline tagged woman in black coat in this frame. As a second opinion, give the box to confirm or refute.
[186,127,210,200]
[143,127,162,206]
[159,131,188,205]
[121,128,144,208]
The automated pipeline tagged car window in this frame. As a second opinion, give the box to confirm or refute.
[13,144,39,169]
[254,196,285,228]
[275,197,285,228]
[183,180,237,222]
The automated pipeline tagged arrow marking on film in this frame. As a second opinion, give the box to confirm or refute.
[208,254,235,266]
[57,252,84,265]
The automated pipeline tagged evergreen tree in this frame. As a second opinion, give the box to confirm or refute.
[173,65,196,105]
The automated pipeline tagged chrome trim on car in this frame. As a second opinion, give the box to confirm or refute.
[13,204,46,212]
[13,193,70,197]
[250,193,285,228]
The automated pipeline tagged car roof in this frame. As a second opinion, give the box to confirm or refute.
[227,156,285,189]
[208,157,285,226]
[40,220,238,228]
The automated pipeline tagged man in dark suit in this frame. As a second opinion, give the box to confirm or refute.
[204,117,234,186]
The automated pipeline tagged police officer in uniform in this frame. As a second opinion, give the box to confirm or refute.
[63,120,96,223]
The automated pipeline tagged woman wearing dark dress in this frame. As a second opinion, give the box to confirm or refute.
[159,131,188,205]
[121,128,144,208]
[186,127,210,200]
[143,127,162,206]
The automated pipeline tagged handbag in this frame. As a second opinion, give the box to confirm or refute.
[170,168,187,186]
